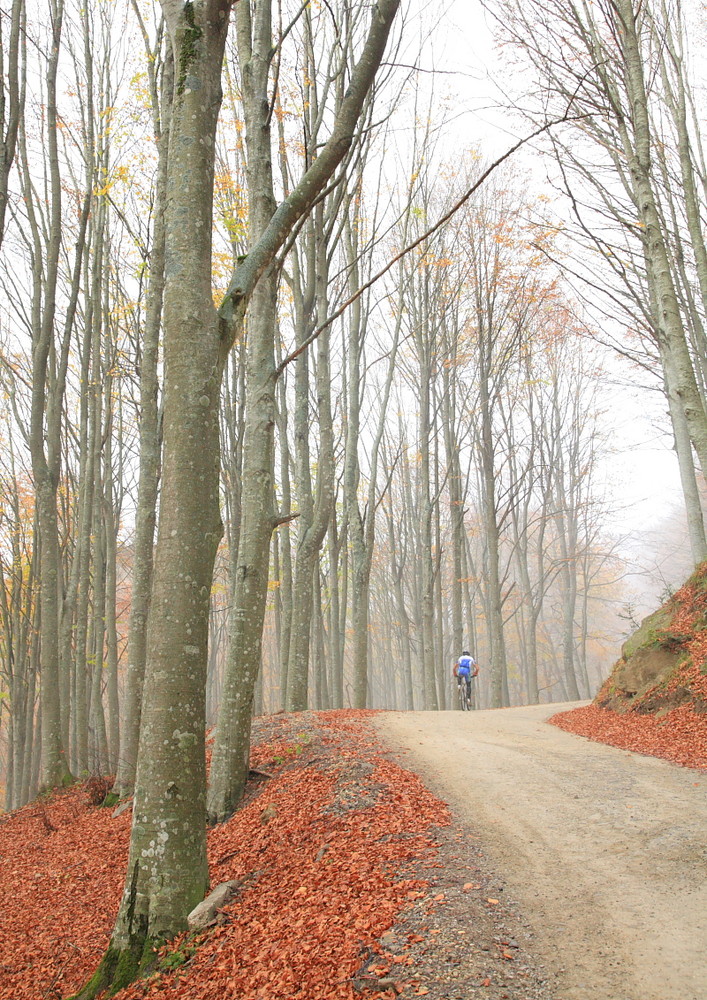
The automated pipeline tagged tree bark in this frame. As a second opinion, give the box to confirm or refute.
[79,4,231,990]
[113,27,171,799]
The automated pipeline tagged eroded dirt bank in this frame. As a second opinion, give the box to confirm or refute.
[376,703,707,1000]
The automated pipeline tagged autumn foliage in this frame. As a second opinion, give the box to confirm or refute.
[0,711,449,1000]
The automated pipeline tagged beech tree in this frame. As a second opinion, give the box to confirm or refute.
[207,0,401,822]
[113,4,170,800]
[77,2,233,991]
[25,0,83,790]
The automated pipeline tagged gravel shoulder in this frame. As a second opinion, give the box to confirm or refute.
[375,703,707,1000]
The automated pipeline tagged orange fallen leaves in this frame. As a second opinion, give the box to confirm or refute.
[550,704,707,770]
[0,710,451,1000]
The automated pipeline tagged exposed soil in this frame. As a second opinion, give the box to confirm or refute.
[596,562,707,716]
[376,703,707,1000]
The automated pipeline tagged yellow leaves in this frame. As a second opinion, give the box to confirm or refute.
[93,164,131,199]
[214,170,241,195]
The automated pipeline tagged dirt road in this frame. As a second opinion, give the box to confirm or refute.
[376,703,707,1000]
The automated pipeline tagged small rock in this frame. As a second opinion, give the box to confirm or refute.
[112,800,132,819]
[187,880,240,930]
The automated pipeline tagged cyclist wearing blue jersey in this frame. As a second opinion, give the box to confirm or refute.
[453,650,479,707]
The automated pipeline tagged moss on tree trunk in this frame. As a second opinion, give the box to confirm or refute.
[69,935,159,999]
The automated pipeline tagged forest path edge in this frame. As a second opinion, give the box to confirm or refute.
[375,703,707,1000]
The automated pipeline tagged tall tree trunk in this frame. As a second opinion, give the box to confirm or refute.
[616,0,707,474]
[479,369,506,708]
[81,5,231,991]
[29,0,71,790]
[285,207,335,711]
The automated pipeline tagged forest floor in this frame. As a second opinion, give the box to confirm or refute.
[0,702,705,1000]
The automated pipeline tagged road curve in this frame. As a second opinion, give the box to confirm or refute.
[375,703,707,1000]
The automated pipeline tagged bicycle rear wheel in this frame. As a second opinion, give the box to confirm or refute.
[458,683,468,711]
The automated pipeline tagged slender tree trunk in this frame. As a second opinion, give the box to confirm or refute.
[28,1,71,791]
[286,210,335,711]
[479,370,506,708]
[327,518,344,708]
[616,0,707,474]
[113,42,170,798]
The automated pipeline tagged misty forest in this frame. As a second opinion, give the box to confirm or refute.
[1,0,707,994]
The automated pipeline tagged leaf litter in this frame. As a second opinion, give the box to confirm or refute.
[0,711,455,1000]
[2,703,701,1000]
[550,703,707,769]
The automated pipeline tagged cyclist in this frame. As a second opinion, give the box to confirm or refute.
[453,650,479,707]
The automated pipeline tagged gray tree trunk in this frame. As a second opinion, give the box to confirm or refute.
[80,4,232,991]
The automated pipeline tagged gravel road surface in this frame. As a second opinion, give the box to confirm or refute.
[376,703,707,1000]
